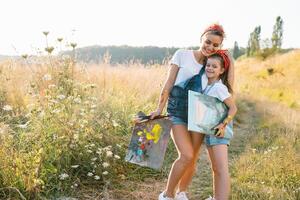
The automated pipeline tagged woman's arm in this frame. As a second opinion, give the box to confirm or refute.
[150,64,179,119]
[227,52,235,94]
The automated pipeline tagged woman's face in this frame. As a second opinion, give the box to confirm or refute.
[200,33,223,57]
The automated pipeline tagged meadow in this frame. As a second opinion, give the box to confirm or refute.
[0,49,299,199]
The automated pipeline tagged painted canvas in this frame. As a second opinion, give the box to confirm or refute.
[125,113,172,170]
[188,90,233,139]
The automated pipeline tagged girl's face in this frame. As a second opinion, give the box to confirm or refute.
[200,33,223,57]
[205,57,225,80]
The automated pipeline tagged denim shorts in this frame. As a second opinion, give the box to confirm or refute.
[170,115,231,146]
[169,116,187,126]
[205,134,230,146]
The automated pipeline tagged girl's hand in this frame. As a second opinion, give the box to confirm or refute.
[213,123,226,138]
[150,109,161,119]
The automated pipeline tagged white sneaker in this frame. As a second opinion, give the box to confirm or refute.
[175,191,189,200]
[158,191,174,200]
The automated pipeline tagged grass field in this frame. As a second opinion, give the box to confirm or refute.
[0,50,299,199]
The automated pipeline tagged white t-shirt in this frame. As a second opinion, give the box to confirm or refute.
[202,79,231,102]
[170,49,208,87]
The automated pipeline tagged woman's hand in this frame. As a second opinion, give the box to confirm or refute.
[213,123,226,138]
[150,109,161,120]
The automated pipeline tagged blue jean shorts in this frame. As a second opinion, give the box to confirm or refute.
[205,134,230,146]
[169,116,187,126]
[170,116,231,146]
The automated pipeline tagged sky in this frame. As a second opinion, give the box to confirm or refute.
[1,0,299,55]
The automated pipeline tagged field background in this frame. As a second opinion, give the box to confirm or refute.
[0,50,299,200]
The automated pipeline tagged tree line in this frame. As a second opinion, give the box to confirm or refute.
[61,16,288,64]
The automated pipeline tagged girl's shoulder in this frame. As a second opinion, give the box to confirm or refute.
[215,80,227,88]
[211,81,231,102]
[213,81,229,92]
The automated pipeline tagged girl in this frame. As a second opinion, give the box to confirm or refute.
[150,24,235,200]
[202,50,237,200]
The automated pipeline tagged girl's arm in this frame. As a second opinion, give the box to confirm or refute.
[150,64,179,119]
[214,96,238,137]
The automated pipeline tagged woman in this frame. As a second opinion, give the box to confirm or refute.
[150,24,235,200]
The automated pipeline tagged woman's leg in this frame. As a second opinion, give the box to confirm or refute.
[177,132,204,192]
[207,145,230,200]
[164,125,194,198]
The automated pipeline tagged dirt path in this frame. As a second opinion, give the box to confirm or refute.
[99,98,260,200]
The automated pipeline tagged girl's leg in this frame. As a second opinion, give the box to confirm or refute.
[178,132,204,192]
[164,125,194,198]
[207,145,230,200]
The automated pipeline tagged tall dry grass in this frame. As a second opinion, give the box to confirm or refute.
[0,50,299,199]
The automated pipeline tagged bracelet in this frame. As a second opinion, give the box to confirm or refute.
[223,115,233,126]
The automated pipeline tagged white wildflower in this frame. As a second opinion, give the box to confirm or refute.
[17,123,28,129]
[102,171,108,175]
[73,134,79,140]
[91,104,97,109]
[91,157,97,161]
[59,173,69,180]
[87,149,93,153]
[71,165,79,168]
[57,94,66,100]
[43,74,52,81]
[112,120,119,127]
[94,175,100,180]
[87,172,93,177]
[73,97,81,104]
[53,134,58,140]
[114,155,121,159]
[3,105,13,111]
[106,151,113,158]
[102,162,110,168]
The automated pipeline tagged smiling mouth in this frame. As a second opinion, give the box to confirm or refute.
[205,49,213,54]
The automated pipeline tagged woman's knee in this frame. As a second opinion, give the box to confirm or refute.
[178,152,194,164]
